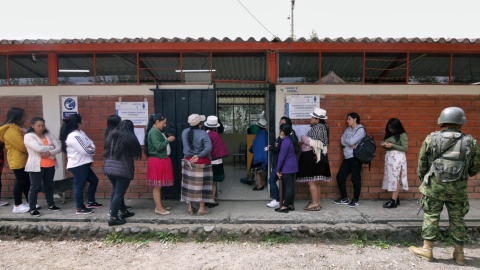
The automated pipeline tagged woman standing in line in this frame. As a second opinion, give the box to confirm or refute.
[274,124,300,213]
[0,108,30,213]
[334,112,366,208]
[250,119,268,191]
[204,116,229,208]
[103,120,142,226]
[381,118,408,208]
[296,108,332,211]
[181,114,213,215]
[60,114,102,214]
[24,117,62,216]
[145,114,175,215]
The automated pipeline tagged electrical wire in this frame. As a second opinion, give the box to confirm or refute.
[237,0,275,37]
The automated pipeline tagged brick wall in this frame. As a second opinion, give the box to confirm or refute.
[291,94,480,200]
[65,95,155,199]
[0,96,43,198]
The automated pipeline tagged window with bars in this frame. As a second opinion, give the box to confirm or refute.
[217,96,266,134]
[365,53,407,84]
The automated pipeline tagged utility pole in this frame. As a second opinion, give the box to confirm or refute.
[290,0,295,39]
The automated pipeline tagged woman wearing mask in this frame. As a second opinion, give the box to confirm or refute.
[296,108,332,211]
[381,118,408,208]
[334,112,366,208]
[181,114,213,215]
[103,120,142,226]
[249,119,268,191]
[24,117,62,216]
[145,114,175,215]
[204,115,229,208]
[274,124,300,213]
[60,114,102,214]
[0,108,31,213]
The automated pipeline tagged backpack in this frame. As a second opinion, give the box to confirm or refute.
[353,127,376,170]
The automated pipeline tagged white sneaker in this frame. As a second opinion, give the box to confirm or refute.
[267,199,280,208]
[12,205,29,213]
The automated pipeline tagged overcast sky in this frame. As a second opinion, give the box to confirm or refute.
[1,0,479,40]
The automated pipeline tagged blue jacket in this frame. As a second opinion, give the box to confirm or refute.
[181,128,212,160]
[252,129,268,169]
[276,136,299,174]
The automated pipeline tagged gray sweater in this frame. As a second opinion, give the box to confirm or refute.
[181,128,212,160]
[340,124,366,159]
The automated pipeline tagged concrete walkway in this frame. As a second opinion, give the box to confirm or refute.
[1,198,480,225]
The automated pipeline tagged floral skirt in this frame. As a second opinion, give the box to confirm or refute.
[296,150,332,182]
[382,150,409,191]
[146,157,174,187]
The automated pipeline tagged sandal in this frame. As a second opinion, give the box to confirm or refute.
[303,201,312,210]
[305,203,322,211]
[197,209,209,216]
[188,205,197,215]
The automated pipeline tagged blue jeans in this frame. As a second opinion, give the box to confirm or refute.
[68,163,99,210]
[268,168,286,202]
[107,175,130,217]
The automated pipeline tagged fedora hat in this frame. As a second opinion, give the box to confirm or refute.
[257,118,267,128]
[310,108,328,119]
[187,114,206,126]
[204,115,221,128]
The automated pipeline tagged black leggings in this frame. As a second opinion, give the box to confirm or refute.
[336,158,362,201]
[13,168,30,205]
[282,173,296,207]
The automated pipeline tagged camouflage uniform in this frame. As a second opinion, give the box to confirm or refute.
[418,128,480,244]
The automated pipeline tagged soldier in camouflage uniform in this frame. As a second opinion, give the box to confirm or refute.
[410,107,480,265]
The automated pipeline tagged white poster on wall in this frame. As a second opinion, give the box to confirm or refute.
[115,102,149,126]
[292,125,311,142]
[134,128,145,145]
[286,95,320,119]
[61,96,78,119]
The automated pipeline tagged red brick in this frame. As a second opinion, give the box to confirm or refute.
[381,100,399,107]
[364,100,383,107]
[408,94,425,99]
[399,100,417,106]
[461,95,479,100]
[407,107,425,113]
[345,100,363,107]
[390,94,408,99]
[353,95,371,100]
[418,100,435,107]
[88,95,107,100]
[424,95,445,100]
[390,107,408,113]
[335,94,352,100]
[454,100,472,107]
[372,94,390,100]
[326,100,345,107]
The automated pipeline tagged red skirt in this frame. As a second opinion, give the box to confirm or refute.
[146,157,174,187]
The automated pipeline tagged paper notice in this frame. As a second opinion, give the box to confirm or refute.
[134,128,145,145]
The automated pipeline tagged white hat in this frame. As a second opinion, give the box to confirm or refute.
[204,115,220,128]
[310,108,328,119]
[187,114,206,126]
[257,118,267,128]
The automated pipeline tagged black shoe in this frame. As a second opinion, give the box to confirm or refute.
[108,218,127,226]
[348,199,359,208]
[48,205,61,211]
[30,210,41,217]
[208,202,219,208]
[383,199,394,207]
[253,186,264,191]
[334,198,349,205]
[396,197,400,206]
[126,205,133,210]
[76,208,93,214]
[119,210,135,219]
[85,202,103,208]
[287,206,295,211]
[275,207,289,213]
[384,199,397,209]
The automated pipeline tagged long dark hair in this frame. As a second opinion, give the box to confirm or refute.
[104,115,121,140]
[217,119,224,134]
[347,112,361,124]
[188,124,201,148]
[144,114,166,157]
[384,118,406,142]
[104,120,142,161]
[2,108,25,126]
[279,123,300,155]
[27,117,49,134]
[280,116,292,126]
[59,114,82,153]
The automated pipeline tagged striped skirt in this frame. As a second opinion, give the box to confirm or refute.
[180,159,214,203]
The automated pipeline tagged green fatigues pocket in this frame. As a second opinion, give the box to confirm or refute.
[421,196,469,243]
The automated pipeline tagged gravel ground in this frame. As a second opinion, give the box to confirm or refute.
[0,236,478,270]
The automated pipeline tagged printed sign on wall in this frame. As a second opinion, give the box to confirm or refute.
[115,102,149,126]
[61,96,78,119]
[286,95,320,119]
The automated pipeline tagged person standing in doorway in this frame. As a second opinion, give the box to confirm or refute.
[334,112,366,208]
[250,119,268,191]
[296,108,332,211]
[204,116,229,208]
[410,107,480,265]
[24,117,62,216]
[145,114,175,215]
[103,120,142,226]
[0,108,30,213]
[381,118,409,208]
[181,114,213,215]
[274,124,300,213]
[60,114,102,214]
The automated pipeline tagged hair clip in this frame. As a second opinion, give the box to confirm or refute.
[152,114,156,117]
[66,118,70,122]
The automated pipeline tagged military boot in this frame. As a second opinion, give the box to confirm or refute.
[409,240,434,262]
[452,243,465,266]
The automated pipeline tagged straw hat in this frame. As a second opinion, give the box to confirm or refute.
[310,108,328,119]
[257,118,267,128]
[204,116,221,128]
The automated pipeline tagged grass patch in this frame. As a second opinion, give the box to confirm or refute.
[259,235,293,246]
[194,233,208,244]
[216,233,238,244]
[348,231,390,249]
[104,231,182,245]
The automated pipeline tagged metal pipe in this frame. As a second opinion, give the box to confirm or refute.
[291,0,295,39]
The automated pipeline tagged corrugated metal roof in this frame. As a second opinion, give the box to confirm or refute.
[1,37,480,45]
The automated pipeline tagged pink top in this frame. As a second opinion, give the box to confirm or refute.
[301,135,313,152]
